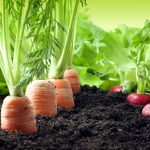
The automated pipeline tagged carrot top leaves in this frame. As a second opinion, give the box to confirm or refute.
[0,0,55,96]
[49,0,82,79]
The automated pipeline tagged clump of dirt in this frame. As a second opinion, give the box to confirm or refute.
[0,85,150,150]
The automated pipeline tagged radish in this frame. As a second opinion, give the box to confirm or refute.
[142,103,150,116]
[127,93,150,106]
[109,85,123,93]
[126,35,150,106]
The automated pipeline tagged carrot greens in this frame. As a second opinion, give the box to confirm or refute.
[49,0,86,79]
[0,0,54,96]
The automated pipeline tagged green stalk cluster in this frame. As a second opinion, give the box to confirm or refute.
[0,0,55,96]
[0,0,85,96]
[130,20,150,94]
[136,45,146,93]
[49,0,80,79]
[0,0,32,96]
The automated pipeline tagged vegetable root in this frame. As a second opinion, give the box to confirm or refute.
[108,85,123,93]
[26,80,57,116]
[64,69,80,94]
[50,79,75,109]
[142,103,150,116]
[1,96,37,134]
[127,93,150,106]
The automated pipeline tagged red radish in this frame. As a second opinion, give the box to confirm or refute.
[142,103,150,116]
[142,103,150,117]
[127,93,150,106]
[109,85,123,93]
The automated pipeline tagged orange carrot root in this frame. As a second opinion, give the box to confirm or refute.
[1,96,37,134]
[64,69,81,94]
[50,79,75,109]
[26,80,57,116]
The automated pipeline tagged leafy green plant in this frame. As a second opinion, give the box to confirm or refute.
[126,20,150,105]
[73,16,139,90]
[48,0,84,79]
[0,0,54,96]
[21,0,57,83]
[0,0,55,134]
[129,20,150,93]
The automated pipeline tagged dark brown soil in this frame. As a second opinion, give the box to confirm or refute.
[0,86,150,150]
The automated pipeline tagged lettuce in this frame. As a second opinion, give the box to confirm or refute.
[73,17,139,90]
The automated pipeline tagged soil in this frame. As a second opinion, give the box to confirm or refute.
[0,85,150,150]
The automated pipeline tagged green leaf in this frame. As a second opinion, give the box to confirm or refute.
[73,16,138,90]
[0,82,9,95]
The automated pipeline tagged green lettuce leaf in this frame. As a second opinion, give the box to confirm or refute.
[73,17,138,90]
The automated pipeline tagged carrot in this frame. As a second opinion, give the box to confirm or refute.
[64,69,81,94]
[50,79,75,109]
[1,96,37,134]
[26,80,57,116]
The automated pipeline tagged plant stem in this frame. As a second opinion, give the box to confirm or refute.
[9,86,23,97]
[13,0,31,83]
[2,0,14,80]
[49,0,66,78]
[49,0,80,79]
[2,0,16,95]
[67,4,78,68]
[136,45,146,94]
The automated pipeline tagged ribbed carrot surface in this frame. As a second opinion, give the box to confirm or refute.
[50,79,75,109]
[1,96,37,134]
[26,80,57,116]
[64,69,81,94]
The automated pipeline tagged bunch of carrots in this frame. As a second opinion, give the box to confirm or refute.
[0,0,84,135]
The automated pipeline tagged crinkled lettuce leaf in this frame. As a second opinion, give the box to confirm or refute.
[73,18,139,90]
